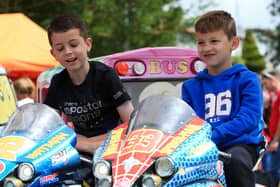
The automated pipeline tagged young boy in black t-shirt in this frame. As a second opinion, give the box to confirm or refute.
[44,14,134,154]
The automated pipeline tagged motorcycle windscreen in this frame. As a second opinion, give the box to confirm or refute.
[126,94,196,136]
[1,103,65,142]
[0,75,17,126]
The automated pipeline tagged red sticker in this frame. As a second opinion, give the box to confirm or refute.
[0,160,6,174]
[216,161,223,175]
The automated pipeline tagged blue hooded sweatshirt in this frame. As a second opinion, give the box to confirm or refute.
[182,64,264,148]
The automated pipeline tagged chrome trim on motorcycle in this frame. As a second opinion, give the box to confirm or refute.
[98,176,112,187]
[155,157,175,177]
[17,162,34,182]
[93,160,111,179]
[4,177,23,187]
[142,174,162,187]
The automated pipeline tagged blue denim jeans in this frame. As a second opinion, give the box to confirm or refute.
[262,147,280,187]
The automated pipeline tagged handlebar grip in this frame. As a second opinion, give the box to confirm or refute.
[218,151,232,164]
[80,155,93,165]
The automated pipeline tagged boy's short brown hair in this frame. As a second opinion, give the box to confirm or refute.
[195,10,236,39]
[47,13,88,46]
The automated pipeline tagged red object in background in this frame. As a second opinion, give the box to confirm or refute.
[115,62,129,75]
[0,13,59,82]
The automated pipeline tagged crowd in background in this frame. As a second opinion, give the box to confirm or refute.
[13,77,35,107]
[260,72,280,187]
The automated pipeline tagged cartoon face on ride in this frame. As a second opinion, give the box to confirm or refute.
[93,95,226,187]
[0,103,81,187]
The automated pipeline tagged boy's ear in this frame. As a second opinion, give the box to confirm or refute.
[50,49,55,58]
[86,38,92,52]
[231,36,240,50]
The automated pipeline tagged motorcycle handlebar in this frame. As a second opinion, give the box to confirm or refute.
[80,155,93,165]
[218,151,232,164]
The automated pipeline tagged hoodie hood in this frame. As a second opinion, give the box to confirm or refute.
[196,64,248,80]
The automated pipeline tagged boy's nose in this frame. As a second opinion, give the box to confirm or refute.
[201,45,212,54]
[203,43,212,51]
[64,46,72,55]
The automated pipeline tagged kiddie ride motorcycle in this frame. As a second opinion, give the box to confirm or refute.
[93,95,228,187]
[0,103,90,187]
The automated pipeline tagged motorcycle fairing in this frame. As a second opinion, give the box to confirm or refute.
[155,116,205,157]
[21,125,80,175]
[0,135,35,161]
[102,121,129,160]
[0,103,83,186]
[29,173,60,187]
[182,181,223,187]
[102,116,205,160]
[98,120,226,187]
[0,136,36,181]
[163,122,226,186]
[0,159,17,181]
[0,126,80,185]
[99,116,207,186]
[112,128,169,186]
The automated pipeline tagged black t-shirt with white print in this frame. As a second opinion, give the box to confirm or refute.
[44,60,131,137]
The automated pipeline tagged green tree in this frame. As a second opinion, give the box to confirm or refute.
[231,56,245,65]
[0,0,211,57]
[242,30,266,73]
[251,0,280,68]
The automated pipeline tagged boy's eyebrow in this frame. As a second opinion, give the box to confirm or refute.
[53,39,78,46]
[69,39,79,42]
[54,43,63,47]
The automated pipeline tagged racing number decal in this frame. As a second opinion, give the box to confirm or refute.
[125,134,138,150]
[125,134,155,152]
[205,90,232,120]
[138,134,154,149]
[123,129,162,154]
[0,137,25,161]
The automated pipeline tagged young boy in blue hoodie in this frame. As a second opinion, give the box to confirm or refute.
[182,10,264,187]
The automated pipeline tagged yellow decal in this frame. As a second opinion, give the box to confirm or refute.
[149,61,189,74]
[187,142,213,158]
[159,124,203,155]
[102,127,124,158]
[0,76,17,125]
[177,61,188,74]
[150,61,162,74]
[26,132,69,159]
[0,136,26,161]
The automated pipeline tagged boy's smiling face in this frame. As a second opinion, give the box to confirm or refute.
[50,28,92,72]
[196,30,239,75]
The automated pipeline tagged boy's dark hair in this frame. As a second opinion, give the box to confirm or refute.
[48,13,88,45]
[195,10,236,39]
[262,71,277,79]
